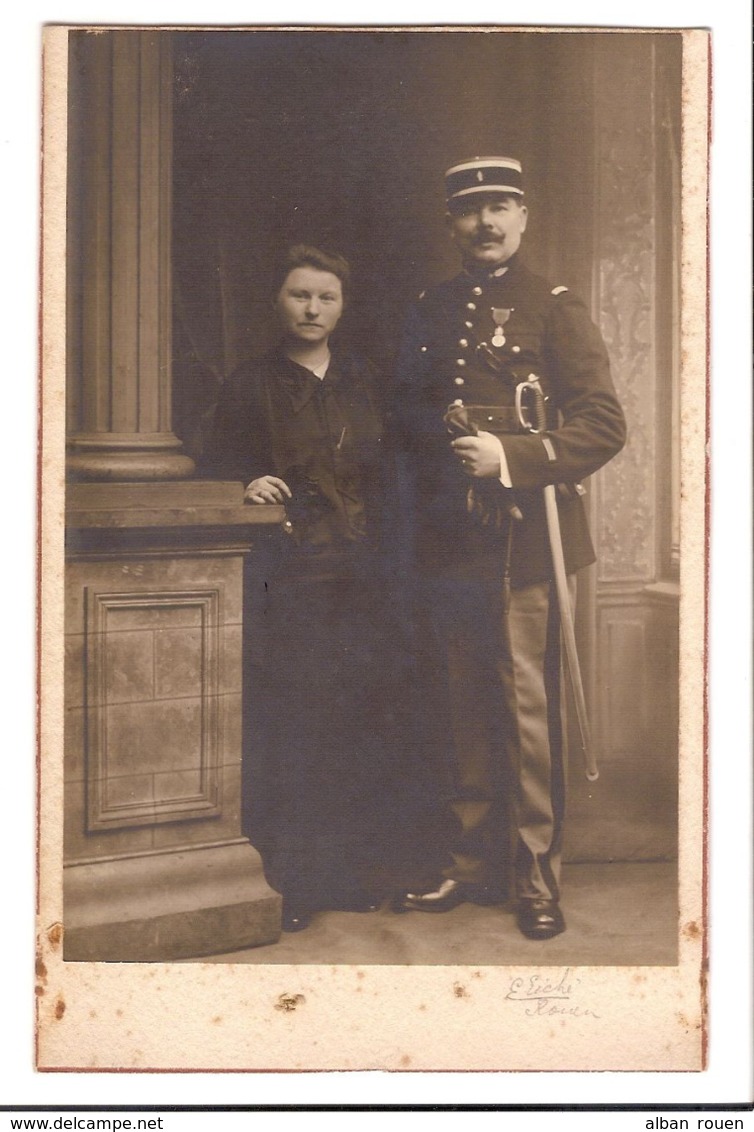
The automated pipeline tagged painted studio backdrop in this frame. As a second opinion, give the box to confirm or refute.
[63,29,681,962]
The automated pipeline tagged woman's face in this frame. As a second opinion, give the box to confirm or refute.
[275,266,344,345]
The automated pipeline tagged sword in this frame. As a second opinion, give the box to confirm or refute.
[515,375,599,781]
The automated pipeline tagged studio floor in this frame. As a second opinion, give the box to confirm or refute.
[194,860,678,967]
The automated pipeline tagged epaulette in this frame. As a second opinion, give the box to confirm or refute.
[551,285,568,296]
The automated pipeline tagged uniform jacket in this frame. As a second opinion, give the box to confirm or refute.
[388,255,627,587]
[203,346,384,566]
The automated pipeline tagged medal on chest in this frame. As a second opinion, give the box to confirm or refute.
[476,307,513,372]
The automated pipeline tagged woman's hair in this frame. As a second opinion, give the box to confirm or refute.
[272,244,351,304]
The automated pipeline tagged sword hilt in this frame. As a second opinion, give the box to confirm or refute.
[515,374,548,434]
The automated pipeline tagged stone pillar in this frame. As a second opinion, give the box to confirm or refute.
[66,31,194,481]
[64,485,284,961]
[63,31,283,959]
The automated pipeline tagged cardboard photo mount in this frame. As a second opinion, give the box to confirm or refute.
[37,24,708,1072]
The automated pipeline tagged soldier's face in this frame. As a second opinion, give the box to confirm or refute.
[447,195,528,268]
[275,266,344,344]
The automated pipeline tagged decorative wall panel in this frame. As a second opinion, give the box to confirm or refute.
[566,36,681,860]
[596,597,649,760]
[593,42,657,584]
[84,588,221,829]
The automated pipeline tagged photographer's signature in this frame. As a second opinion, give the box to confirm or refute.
[505,969,601,1018]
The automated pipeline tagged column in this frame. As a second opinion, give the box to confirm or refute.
[62,30,284,960]
[66,31,194,481]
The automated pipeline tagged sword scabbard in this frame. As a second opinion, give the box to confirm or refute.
[517,374,599,781]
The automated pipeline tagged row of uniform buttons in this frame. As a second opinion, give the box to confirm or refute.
[454,287,521,385]
[455,302,470,383]
[417,278,521,388]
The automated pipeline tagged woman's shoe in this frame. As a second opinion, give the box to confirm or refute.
[281,899,314,932]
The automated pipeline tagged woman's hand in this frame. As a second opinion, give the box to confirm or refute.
[451,432,502,478]
[244,475,293,504]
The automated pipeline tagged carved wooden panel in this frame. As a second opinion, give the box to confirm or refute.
[593,41,657,584]
[84,587,221,829]
[594,592,650,760]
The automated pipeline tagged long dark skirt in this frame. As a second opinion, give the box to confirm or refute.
[244,549,428,907]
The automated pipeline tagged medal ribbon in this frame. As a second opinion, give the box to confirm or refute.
[491,307,513,347]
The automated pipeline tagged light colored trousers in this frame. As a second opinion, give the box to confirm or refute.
[423,574,575,903]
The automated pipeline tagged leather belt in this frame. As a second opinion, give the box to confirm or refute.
[463,405,526,435]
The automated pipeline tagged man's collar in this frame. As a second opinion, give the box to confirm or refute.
[462,252,520,282]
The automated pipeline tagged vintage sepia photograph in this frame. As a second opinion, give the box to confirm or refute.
[37,24,708,1072]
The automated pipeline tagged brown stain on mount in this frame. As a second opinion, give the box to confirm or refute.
[46,922,64,949]
[676,1010,702,1033]
[275,993,306,1013]
[54,996,66,1021]
[683,920,701,940]
[35,947,48,997]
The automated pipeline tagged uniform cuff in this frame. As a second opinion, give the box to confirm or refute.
[479,431,513,488]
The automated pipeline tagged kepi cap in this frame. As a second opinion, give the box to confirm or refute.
[445,156,524,209]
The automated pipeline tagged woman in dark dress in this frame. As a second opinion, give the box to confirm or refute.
[205,245,395,931]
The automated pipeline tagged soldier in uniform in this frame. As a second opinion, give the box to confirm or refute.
[388,157,626,939]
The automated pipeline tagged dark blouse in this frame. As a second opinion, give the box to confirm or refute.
[204,347,384,565]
